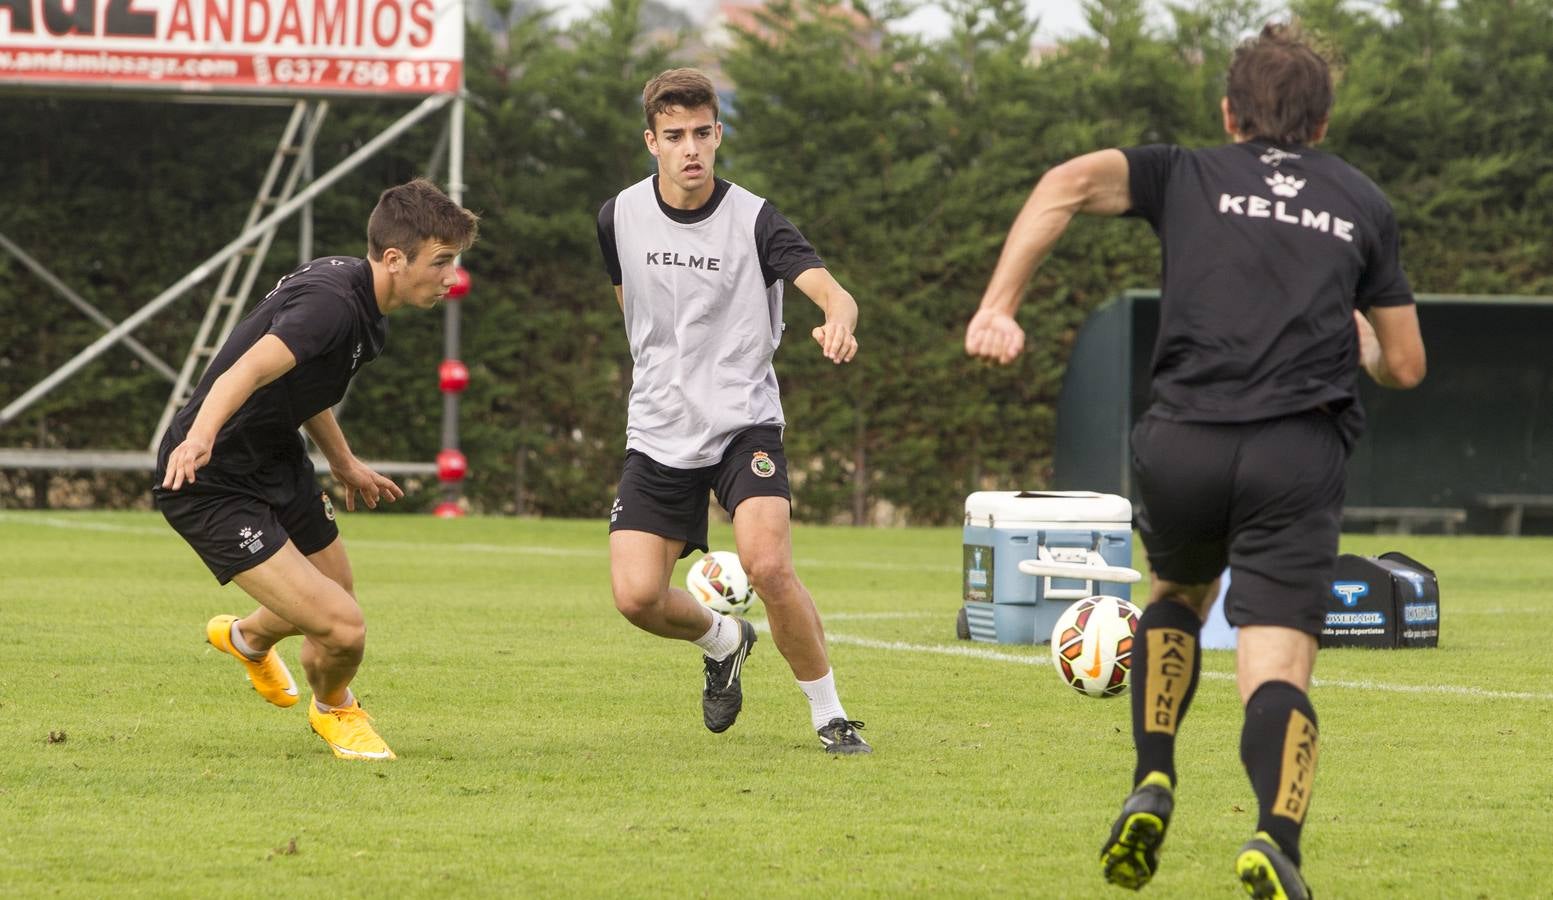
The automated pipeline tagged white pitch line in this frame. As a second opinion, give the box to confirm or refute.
[794,557,959,574]
[0,513,165,534]
[0,515,600,559]
[2,514,962,571]
[802,629,1553,704]
[1301,675,1553,702]
[351,543,955,572]
[784,629,1051,666]
[352,542,959,572]
[352,538,602,558]
[823,611,940,621]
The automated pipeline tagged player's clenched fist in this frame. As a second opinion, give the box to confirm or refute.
[965,307,1025,365]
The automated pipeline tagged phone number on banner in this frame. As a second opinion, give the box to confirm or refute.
[255,56,457,91]
[0,46,459,94]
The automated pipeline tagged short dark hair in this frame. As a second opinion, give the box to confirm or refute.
[643,68,718,131]
[366,178,479,262]
[1225,22,1333,145]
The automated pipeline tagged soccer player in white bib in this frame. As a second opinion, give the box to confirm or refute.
[966,24,1425,899]
[596,68,871,754]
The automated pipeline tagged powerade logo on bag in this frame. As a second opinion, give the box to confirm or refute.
[1325,611,1385,627]
[1332,582,1368,607]
[1326,583,1384,631]
[1401,600,1440,642]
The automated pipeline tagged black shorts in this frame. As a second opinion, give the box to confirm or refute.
[1130,411,1346,636]
[609,425,791,559]
[153,453,339,585]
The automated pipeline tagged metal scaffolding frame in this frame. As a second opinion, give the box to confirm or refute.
[147,99,332,451]
[1,88,468,482]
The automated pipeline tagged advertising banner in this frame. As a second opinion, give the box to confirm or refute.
[0,0,463,95]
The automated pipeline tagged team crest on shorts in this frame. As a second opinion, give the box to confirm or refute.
[751,451,776,478]
[321,491,336,521]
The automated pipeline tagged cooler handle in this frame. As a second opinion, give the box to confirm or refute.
[1019,552,1142,599]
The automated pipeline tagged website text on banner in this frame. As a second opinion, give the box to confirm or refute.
[0,0,464,95]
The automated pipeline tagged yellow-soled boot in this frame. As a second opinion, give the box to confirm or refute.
[308,700,396,761]
[205,615,299,708]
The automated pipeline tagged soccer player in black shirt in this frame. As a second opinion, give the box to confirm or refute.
[155,179,478,761]
[966,24,1425,899]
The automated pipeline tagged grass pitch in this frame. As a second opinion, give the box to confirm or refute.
[1,510,1549,897]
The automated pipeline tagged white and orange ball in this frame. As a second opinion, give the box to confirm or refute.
[685,550,757,616]
[1050,595,1141,698]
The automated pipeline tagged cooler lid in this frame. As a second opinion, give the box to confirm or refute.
[964,491,1134,526]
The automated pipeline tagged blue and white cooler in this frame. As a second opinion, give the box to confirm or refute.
[959,491,1136,645]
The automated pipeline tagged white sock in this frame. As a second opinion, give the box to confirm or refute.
[314,690,355,713]
[797,669,846,731]
[693,613,742,660]
[229,620,266,661]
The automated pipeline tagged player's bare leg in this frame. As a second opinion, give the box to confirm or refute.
[1235,625,1315,702]
[233,542,364,705]
[732,497,827,678]
[236,538,355,649]
[610,529,756,733]
[733,497,868,753]
[609,530,710,640]
[214,540,353,705]
[230,539,392,760]
[234,607,302,650]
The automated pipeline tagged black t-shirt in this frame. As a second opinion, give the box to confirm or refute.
[1122,141,1414,448]
[165,256,386,475]
[596,176,823,287]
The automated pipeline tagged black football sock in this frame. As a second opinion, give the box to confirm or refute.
[1130,598,1202,788]
[1240,680,1318,867]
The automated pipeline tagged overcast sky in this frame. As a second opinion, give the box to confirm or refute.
[548,0,1099,42]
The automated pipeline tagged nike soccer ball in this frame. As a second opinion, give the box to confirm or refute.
[686,550,756,615]
[1050,595,1141,698]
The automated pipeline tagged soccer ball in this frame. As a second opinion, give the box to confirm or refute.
[1050,595,1141,698]
[686,550,756,615]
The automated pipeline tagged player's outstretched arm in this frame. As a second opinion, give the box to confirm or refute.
[1355,307,1426,389]
[302,408,403,511]
[792,267,858,364]
[967,148,1132,365]
[161,335,297,491]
